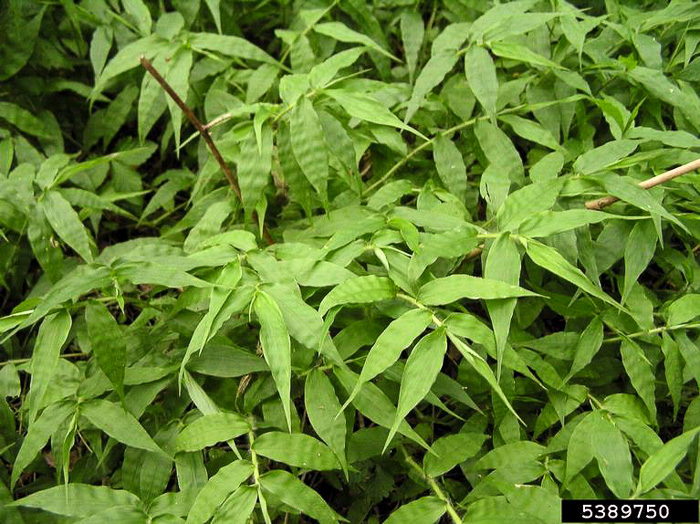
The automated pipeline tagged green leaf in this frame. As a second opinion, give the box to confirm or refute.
[93,34,169,99]
[400,12,424,83]
[0,102,50,138]
[259,469,340,524]
[253,431,340,470]
[314,22,398,61]
[12,400,75,487]
[465,46,498,122]
[418,275,537,305]
[565,317,604,382]
[619,339,657,423]
[81,399,166,456]
[622,220,656,305]
[291,98,328,201]
[305,369,348,474]
[424,433,488,477]
[499,114,560,150]
[188,33,278,64]
[186,460,253,524]
[565,411,598,484]
[122,0,152,37]
[573,140,639,175]
[309,47,366,88]
[11,484,142,518]
[384,496,446,524]
[636,427,700,495]
[163,48,192,150]
[342,308,433,412]
[484,234,520,379]
[447,332,522,424]
[496,179,563,232]
[405,51,458,123]
[41,189,94,262]
[668,295,700,326]
[175,413,250,452]
[591,414,634,498]
[254,290,292,431]
[114,261,211,289]
[204,0,222,33]
[324,89,426,140]
[0,6,44,81]
[476,441,546,469]
[433,134,467,199]
[85,303,126,399]
[386,328,447,449]
[517,210,613,238]
[319,276,396,315]
[26,310,72,423]
[238,124,273,217]
[490,41,565,69]
[525,240,621,310]
[599,174,684,231]
[334,366,431,452]
[211,486,257,524]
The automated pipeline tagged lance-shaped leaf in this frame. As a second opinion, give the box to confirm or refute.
[41,189,94,262]
[324,89,427,140]
[334,366,431,452]
[254,290,292,431]
[319,276,396,315]
[484,234,520,379]
[418,274,537,305]
[385,328,447,451]
[86,303,126,399]
[212,486,257,524]
[253,431,340,470]
[525,240,622,310]
[81,399,167,457]
[260,470,340,524]
[384,496,446,524]
[305,369,348,475]
[636,427,700,495]
[291,98,328,201]
[10,484,142,518]
[238,122,273,217]
[12,400,75,487]
[340,308,432,413]
[620,339,657,423]
[314,22,398,61]
[433,134,467,199]
[591,413,634,498]
[447,332,522,424]
[175,413,250,453]
[465,46,498,122]
[565,317,604,382]
[26,310,72,423]
[400,12,424,83]
[405,50,458,123]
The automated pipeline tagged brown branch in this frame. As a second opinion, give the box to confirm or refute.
[585,157,700,210]
[140,57,273,245]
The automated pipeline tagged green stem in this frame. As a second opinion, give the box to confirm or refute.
[1,353,86,367]
[400,445,462,524]
[602,322,700,343]
[279,0,339,65]
[249,430,261,484]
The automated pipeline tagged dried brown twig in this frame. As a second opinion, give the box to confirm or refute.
[585,157,700,210]
[140,57,273,245]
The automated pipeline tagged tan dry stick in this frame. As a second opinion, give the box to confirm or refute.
[140,56,273,245]
[585,157,700,210]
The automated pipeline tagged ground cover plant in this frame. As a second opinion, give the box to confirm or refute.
[1,0,700,522]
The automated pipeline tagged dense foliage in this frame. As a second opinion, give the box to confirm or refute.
[2,0,700,522]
